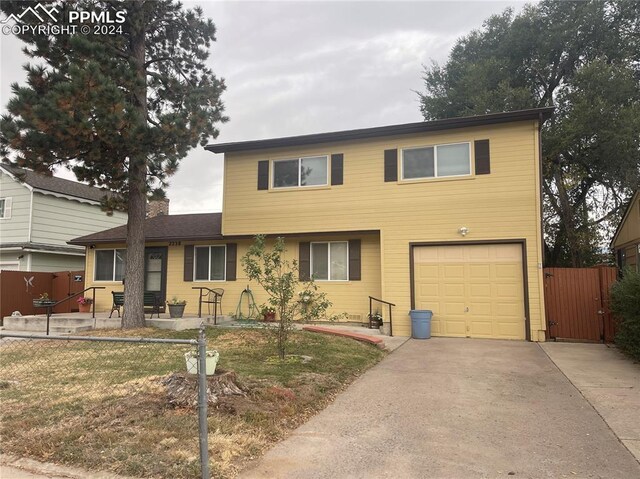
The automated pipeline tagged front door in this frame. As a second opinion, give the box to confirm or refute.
[145,247,167,311]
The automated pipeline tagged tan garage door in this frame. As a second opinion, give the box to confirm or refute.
[413,244,525,340]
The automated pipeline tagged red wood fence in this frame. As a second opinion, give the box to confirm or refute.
[543,266,618,343]
[0,270,85,322]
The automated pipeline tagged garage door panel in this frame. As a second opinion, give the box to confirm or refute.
[418,265,438,280]
[495,301,522,317]
[469,283,491,298]
[443,265,464,278]
[495,263,520,279]
[469,303,492,316]
[413,244,525,340]
[443,318,466,335]
[495,283,520,299]
[469,264,491,279]
[443,283,464,297]
[470,321,494,336]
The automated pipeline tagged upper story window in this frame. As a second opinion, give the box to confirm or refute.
[0,197,11,219]
[95,249,126,281]
[402,142,471,180]
[273,156,328,188]
[195,245,226,281]
[311,241,348,281]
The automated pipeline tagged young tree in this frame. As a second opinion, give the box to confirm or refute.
[242,235,333,360]
[0,1,227,326]
[418,0,640,266]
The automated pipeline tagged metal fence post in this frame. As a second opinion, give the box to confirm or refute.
[197,325,210,479]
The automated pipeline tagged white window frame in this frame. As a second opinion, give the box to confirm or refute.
[0,197,12,219]
[194,245,227,282]
[272,155,329,189]
[310,241,349,281]
[401,142,471,180]
[93,248,126,282]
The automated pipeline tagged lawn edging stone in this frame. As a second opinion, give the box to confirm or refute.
[302,326,385,348]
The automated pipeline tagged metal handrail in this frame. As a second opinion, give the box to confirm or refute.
[33,286,106,335]
[191,287,223,323]
[369,296,396,337]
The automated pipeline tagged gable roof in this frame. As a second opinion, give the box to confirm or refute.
[0,164,114,203]
[69,213,223,245]
[611,189,640,247]
[206,107,555,154]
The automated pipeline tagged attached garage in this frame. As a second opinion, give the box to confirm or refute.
[411,242,528,340]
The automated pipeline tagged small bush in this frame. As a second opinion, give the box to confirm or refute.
[610,269,640,361]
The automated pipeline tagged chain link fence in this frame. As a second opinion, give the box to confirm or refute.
[0,328,211,478]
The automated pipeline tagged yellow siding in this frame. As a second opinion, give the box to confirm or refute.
[614,192,640,249]
[83,235,380,322]
[222,121,546,339]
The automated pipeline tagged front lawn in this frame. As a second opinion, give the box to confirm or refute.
[0,327,386,478]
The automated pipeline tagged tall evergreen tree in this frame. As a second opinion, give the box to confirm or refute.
[418,0,640,267]
[1,1,227,327]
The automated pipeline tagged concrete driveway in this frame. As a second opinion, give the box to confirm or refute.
[241,338,640,479]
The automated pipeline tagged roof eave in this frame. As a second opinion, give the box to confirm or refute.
[206,107,555,154]
[68,235,225,246]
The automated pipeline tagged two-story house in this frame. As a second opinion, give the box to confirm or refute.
[70,107,553,340]
[0,164,128,272]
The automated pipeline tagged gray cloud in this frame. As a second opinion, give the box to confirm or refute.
[1,1,524,213]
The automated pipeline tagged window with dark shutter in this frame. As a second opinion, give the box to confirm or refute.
[183,245,194,281]
[226,243,237,281]
[299,242,310,281]
[257,160,269,190]
[384,149,398,182]
[331,153,343,185]
[474,139,490,175]
[348,239,361,281]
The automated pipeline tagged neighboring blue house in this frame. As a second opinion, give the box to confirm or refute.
[0,164,128,272]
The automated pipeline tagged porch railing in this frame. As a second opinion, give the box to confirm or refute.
[33,286,106,335]
[369,296,396,337]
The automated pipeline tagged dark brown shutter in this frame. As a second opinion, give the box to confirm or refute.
[331,153,343,185]
[226,243,237,281]
[299,242,310,281]
[384,149,398,182]
[257,160,269,190]
[348,239,361,281]
[474,140,490,175]
[183,245,194,281]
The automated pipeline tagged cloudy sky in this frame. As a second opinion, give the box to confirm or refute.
[1,0,526,213]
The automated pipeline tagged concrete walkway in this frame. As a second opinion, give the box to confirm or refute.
[541,342,640,462]
[240,338,640,479]
[0,454,136,479]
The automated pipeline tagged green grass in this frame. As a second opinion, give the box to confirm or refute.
[0,327,386,478]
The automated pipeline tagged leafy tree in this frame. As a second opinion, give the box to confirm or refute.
[242,235,334,360]
[418,0,640,266]
[0,1,227,326]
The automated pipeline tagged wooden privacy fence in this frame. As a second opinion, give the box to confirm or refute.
[0,270,85,322]
[543,266,618,343]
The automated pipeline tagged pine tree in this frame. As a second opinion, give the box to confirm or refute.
[1,0,227,327]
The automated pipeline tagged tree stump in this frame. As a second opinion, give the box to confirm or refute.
[161,370,246,408]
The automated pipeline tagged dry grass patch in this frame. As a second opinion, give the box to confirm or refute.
[0,327,385,478]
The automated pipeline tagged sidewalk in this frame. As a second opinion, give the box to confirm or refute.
[0,455,136,479]
[540,342,640,463]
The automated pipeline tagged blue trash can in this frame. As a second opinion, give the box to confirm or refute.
[410,310,433,339]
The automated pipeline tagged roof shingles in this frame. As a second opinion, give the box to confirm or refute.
[69,213,222,245]
[1,164,114,203]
